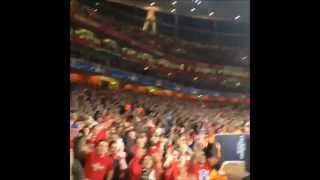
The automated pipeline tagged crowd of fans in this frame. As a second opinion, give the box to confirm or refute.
[70,84,250,180]
[71,2,249,180]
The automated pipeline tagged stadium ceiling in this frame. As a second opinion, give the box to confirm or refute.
[107,0,250,23]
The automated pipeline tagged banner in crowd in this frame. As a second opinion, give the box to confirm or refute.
[215,134,249,162]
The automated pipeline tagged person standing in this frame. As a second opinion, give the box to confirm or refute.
[142,3,160,34]
[80,139,114,180]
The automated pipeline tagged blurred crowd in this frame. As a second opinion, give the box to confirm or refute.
[72,2,249,67]
[70,84,250,180]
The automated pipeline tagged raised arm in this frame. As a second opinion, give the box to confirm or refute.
[79,134,94,154]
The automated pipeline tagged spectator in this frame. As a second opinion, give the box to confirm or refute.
[70,85,249,180]
[142,3,159,34]
[80,139,114,180]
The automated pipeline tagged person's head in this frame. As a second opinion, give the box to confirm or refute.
[136,134,147,148]
[108,140,117,156]
[141,154,154,170]
[78,125,90,137]
[128,130,136,140]
[197,152,207,164]
[96,140,109,156]
[110,133,119,141]
[175,135,186,147]
[135,147,146,159]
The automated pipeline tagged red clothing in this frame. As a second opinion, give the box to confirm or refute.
[84,151,114,180]
[164,162,179,180]
[155,162,164,180]
[128,157,141,180]
[189,163,211,180]
[131,144,140,155]
[167,145,174,154]
[70,139,74,150]
[88,129,108,145]
[148,143,160,154]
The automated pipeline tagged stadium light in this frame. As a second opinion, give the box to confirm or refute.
[190,8,196,12]
[235,15,241,20]
[209,11,215,16]
[170,8,176,13]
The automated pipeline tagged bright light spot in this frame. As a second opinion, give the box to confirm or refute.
[170,8,176,13]
[195,0,199,3]
[197,1,202,5]
[193,77,198,80]
[235,15,241,20]
[144,66,149,70]
[150,2,156,6]
[172,1,177,5]
[236,82,241,86]
[241,56,248,60]
[209,12,215,16]
[95,2,100,6]
[190,8,196,12]
[168,72,172,76]
[94,9,98,12]
[149,88,155,93]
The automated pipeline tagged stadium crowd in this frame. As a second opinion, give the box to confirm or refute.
[70,84,249,180]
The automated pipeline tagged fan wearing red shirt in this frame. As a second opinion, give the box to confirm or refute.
[128,148,146,180]
[164,151,179,180]
[189,152,211,180]
[130,134,147,158]
[88,118,115,146]
[80,140,114,180]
